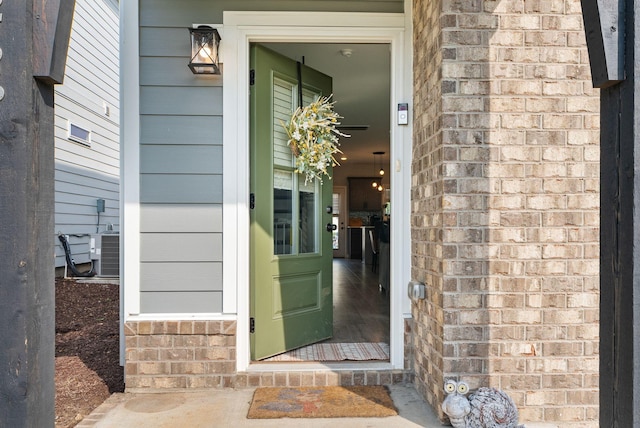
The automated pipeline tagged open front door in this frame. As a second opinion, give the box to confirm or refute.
[250,44,334,360]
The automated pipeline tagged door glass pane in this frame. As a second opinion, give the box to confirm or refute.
[274,170,293,255]
[298,176,317,254]
[302,87,317,107]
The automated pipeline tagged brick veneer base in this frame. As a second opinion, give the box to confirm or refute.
[235,370,412,389]
[124,320,237,389]
[124,320,412,390]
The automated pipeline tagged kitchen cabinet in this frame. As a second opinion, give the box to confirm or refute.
[347,226,374,264]
[347,227,362,259]
[348,177,383,211]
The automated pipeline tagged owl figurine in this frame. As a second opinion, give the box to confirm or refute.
[441,380,525,428]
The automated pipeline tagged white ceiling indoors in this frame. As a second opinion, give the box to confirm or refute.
[263,43,391,166]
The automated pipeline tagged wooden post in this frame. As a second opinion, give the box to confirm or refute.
[0,1,74,426]
[582,0,640,425]
[581,0,625,87]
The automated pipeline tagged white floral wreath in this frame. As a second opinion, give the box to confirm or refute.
[282,95,349,184]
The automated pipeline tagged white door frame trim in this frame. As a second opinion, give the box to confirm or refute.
[121,0,141,318]
[222,10,413,372]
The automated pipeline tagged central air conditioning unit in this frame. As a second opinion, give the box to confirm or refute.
[90,234,120,277]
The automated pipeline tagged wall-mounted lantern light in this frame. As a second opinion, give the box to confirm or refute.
[188,26,221,75]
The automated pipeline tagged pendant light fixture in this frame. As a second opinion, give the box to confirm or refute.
[372,151,385,191]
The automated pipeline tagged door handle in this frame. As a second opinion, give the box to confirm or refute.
[326,223,337,232]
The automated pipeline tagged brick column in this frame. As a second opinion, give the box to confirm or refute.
[411,0,446,414]
[412,0,599,425]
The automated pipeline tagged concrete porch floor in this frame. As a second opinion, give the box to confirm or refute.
[76,384,444,427]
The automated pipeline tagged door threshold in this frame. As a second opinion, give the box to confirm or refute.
[247,361,392,372]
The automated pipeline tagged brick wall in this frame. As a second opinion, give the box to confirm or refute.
[411,0,446,413]
[124,320,412,390]
[411,0,599,425]
[124,320,238,389]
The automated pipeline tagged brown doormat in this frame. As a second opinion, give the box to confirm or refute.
[247,385,398,419]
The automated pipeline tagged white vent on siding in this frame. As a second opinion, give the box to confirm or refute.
[68,121,91,146]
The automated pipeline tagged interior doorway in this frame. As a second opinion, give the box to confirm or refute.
[251,42,392,362]
[332,186,347,258]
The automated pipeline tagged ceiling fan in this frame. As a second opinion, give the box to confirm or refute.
[336,124,370,131]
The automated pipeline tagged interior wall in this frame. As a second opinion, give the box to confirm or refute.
[333,161,391,187]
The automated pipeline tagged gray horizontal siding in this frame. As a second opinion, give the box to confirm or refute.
[140,263,222,291]
[140,146,222,174]
[140,0,403,27]
[55,93,119,144]
[140,87,223,116]
[140,57,223,87]
[56,165,119,192]
[68,1,119,86]
[54,237,91,267]
[140,174,222,204]
[55,0,119,268]
[140,205,222,233]
[140,233,223,262]
[55,211,114,225]
[140,27,189,58]
[54,162,119,267]
[140,291,223,313]
[139,8,223,312]
[140,115,222,145]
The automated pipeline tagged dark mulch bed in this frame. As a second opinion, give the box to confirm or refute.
[55,278,123,428]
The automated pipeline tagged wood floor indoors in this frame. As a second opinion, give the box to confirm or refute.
[329,258,390,344]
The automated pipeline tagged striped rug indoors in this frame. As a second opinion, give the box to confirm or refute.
[262,342,390,362]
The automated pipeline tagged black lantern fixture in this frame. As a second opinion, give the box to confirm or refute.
[188,26,221,74]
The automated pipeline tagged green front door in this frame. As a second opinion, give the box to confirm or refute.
[250,44,334,360]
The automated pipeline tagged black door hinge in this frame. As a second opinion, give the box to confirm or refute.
[250,193,255,209]
[250,69,255,86]
[250,317,255,333]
